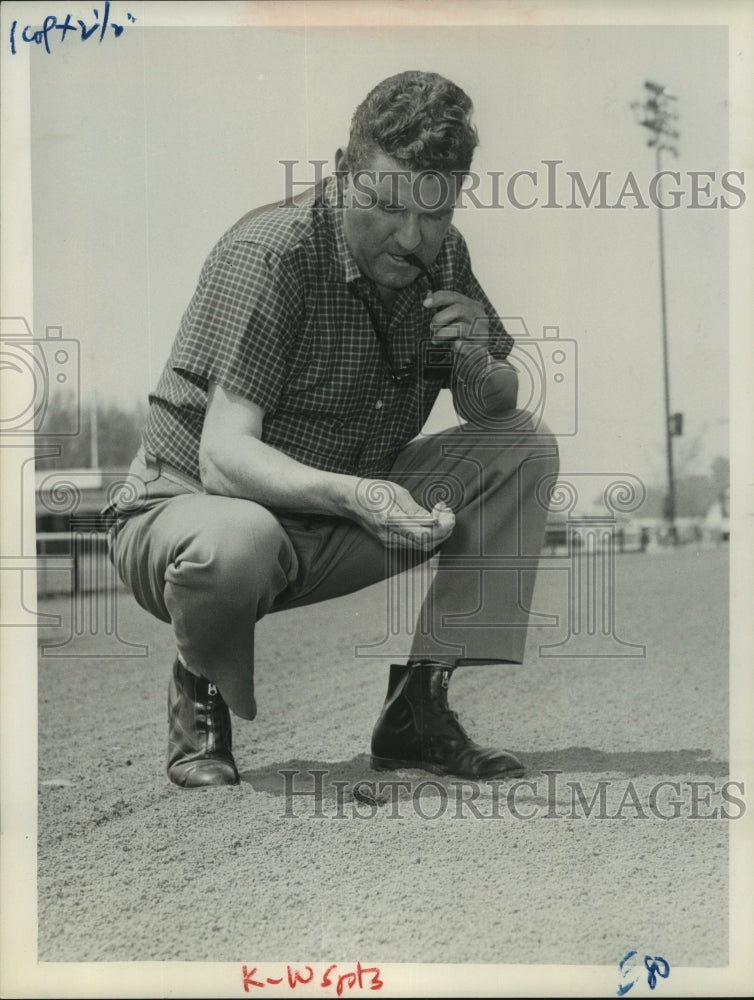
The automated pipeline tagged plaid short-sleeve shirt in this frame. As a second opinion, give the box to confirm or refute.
[142,178,512,481]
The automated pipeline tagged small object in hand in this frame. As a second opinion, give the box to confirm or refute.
[416,502,451,526]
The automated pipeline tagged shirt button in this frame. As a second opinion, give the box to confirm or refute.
[375,399,383,410]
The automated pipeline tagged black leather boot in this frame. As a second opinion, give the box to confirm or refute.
[167,658,240,788]
[370,660,524,778]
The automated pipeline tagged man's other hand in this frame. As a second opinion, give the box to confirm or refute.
[423,289,490,350]
[348,480,456,550]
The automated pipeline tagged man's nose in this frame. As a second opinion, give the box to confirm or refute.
[392,213,422,252]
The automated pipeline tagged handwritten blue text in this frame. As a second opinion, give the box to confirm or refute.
[9,3,136,55]
[617,951,671,995]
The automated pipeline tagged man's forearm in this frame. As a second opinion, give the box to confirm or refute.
[199,433,359,517]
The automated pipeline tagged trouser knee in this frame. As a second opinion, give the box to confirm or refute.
[463,411,560,488]
[116,494,297,625]
[497,410,559,465]
[164,501,295,616]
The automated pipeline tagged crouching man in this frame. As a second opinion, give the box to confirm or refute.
[108,70,559,788]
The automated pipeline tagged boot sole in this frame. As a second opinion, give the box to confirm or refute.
[167,760,240,788]
[370,754,524,779]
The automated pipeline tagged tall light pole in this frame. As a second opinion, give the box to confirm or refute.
[631,81,680,544]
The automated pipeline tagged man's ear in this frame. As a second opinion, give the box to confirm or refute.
[334,148,350,205]
[334,147,348,175]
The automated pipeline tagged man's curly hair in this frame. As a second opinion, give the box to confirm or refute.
[345,71,479,176]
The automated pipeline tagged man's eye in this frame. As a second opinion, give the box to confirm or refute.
[379,203,403,213]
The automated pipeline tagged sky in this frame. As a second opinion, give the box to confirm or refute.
[23,8,740,495]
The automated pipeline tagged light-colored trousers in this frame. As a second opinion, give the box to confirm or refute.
[112,412,559,719]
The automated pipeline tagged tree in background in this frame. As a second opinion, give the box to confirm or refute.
[640,453,729,519]
[35,391,146,470]
[709,455,730,498]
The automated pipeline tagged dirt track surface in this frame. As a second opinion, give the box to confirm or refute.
[37,546,730,972]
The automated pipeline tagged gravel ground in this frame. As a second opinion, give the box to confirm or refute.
[24,544,747,995]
